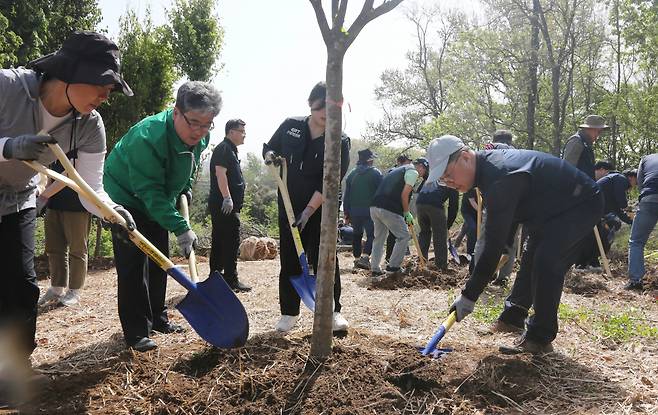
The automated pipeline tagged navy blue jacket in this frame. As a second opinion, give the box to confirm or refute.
[596,172,632,224]
[638,154,658,202]
[416,181,459,228]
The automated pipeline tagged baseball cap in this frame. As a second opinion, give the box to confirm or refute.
[426,135,465,183]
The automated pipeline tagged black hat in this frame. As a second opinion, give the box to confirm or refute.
[413,157,429,170]
[396,154,412,164]
[358,148,376,162]
[28,31,133,96]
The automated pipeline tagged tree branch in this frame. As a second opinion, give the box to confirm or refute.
[345,0,404,50]
[309,0,332,44]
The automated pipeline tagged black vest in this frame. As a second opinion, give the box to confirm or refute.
[48,155,85,212]
[475,150,600,229]
[372,165,413,215]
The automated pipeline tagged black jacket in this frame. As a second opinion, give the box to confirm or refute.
[597,172,632,224]
[562,131,596,180]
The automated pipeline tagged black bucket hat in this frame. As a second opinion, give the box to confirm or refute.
[28,31,133,96]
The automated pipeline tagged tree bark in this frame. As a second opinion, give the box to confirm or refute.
[526,0,540,150]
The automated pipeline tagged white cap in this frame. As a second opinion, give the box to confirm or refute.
[426,135,465,183]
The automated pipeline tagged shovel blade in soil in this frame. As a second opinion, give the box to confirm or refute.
[171,269,249,348]
[421,311,457,357]
[290,252,316,311]
[448,240,460,265]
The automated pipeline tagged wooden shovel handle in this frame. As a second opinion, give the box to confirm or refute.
[178,195,198,282]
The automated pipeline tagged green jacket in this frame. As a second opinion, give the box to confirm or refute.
[104,109,208,235]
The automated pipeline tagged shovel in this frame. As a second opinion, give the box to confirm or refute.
[448,238,460,265]
[268,159,316,311]
[178,194,199,282]
[24,143,248,348]
[408,222,426,269]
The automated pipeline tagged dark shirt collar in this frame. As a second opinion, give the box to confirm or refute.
[222,137,238,153]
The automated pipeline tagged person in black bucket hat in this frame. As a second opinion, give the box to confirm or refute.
[0,31,135,404]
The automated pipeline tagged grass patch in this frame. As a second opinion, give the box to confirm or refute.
[560,303,658,343]
[472,296,504,324]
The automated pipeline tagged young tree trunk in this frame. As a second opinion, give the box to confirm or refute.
[526,0,540,150]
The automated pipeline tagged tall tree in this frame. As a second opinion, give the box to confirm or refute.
[309,0,404,359]
[167,0,224,81]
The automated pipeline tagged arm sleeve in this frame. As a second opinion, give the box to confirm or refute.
[637,158,645,188]
[75,151,119,217]
[263,121,285,159]
[463,173,530,301]
[562,138,584,167]
[446,189,459,229]
[404,169,419,185]
[340,136,351,181]
[612,177,632,223]
[343,170,353,215]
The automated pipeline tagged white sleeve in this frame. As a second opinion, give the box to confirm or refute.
[0,137,10,161]
[75,150,119,218]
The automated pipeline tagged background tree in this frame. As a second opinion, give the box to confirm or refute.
[168,0,224,81]
[309,0,404,359]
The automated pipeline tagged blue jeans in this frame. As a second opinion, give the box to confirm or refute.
[628,200,658,283]
[350,215,374,257]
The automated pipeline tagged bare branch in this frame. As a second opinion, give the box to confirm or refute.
[345,0,405,50]
[309,0,332,44]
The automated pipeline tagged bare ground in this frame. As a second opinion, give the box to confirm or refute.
[5,250,658,414]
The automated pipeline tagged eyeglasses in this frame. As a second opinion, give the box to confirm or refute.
[182,112,214,131]
[231,128,246,135]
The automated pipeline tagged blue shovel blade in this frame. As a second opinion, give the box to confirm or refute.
[170,269,249,348]
[448,240,460,265]
[290,273,316,311]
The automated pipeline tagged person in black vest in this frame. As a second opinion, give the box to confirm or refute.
[263,82,351,333]
[415,181,458,270]
[209,119,250,292]
[370,158,428,276]
[627,154,658,290]
[562,115,608,180]
[428,135,603,354]
[37,161,92,307]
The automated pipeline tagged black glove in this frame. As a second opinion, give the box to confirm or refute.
[176,190,192,209]
[264,150,282,166]
[3,134,56,160]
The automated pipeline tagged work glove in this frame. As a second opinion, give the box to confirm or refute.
[403,211,414,226]
[177,229,198,258]
[450,293,476,322]
[264,150,282,166]
[294,206,315,231]
[176,190,192,209]
[114,205,136,231]
[3,134,56,161]
[221,196,234,214]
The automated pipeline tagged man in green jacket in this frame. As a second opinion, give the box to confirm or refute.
[104,81,222,352]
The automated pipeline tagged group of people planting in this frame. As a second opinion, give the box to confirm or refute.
[1,29,657,408]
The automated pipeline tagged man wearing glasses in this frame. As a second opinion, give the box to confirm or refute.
[208,119,250,292]
[104,81,222,352]
[427,135,602,354]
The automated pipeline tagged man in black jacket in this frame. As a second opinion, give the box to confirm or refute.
[427,135,603,354]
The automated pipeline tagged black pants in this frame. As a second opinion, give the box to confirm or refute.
[0,208,38,355]
[499,193,603,344]
[210,208,240,282]
[417,203,448,269]
[278,212,341,316]
[111,208,169,346]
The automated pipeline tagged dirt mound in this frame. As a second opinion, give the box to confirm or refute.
[564,270,608,296]
[369,256,467,290]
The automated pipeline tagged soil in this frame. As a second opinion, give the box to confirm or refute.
[5,250,657,414]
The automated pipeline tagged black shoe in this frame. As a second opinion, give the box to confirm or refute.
[130,337,157,352]
[623,281,643,291]
[152,322,186,334]
[227,279,252,292]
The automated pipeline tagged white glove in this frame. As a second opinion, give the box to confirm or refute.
[177,229,198,258]
[450,294,476,322]
[221,196,234,214]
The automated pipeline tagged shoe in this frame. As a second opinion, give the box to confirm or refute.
[275,315,299,333]
[354,256,371,270]
[332,312,349,332]
[152,322,186,334]
[59,289,80,307]
[227,279,252,292]
[385,266,404,275]
[489,319,524,334]
[371,269,385,277]
[38,287,64,306]
[499,335,554,355]
[623,281,643,291]
[130,338,157,352]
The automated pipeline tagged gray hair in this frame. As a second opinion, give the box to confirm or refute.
[175,81,222,116]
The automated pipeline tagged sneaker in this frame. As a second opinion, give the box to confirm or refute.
[275,315,299,333]
[623,281,643,291]
[371,269,385,277]
[38,287,64,306]
[59,290,80,307]
[499,335,554,355]
[332,312,349,332]
[130,337,157,352]
[354,256,370,270]
[489,319,524,334]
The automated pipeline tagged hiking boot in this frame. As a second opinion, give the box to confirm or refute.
[38,287,64,306]
[332,312,349,332]
[354,256,371,270]
[152,322,186,334]
[623,281,643,291]
[130,337,157,352]
[499,335,554,355]
[275,315,299,333]
[227,279,252,293]
[59,290,80,307]
[489,319,524,334]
